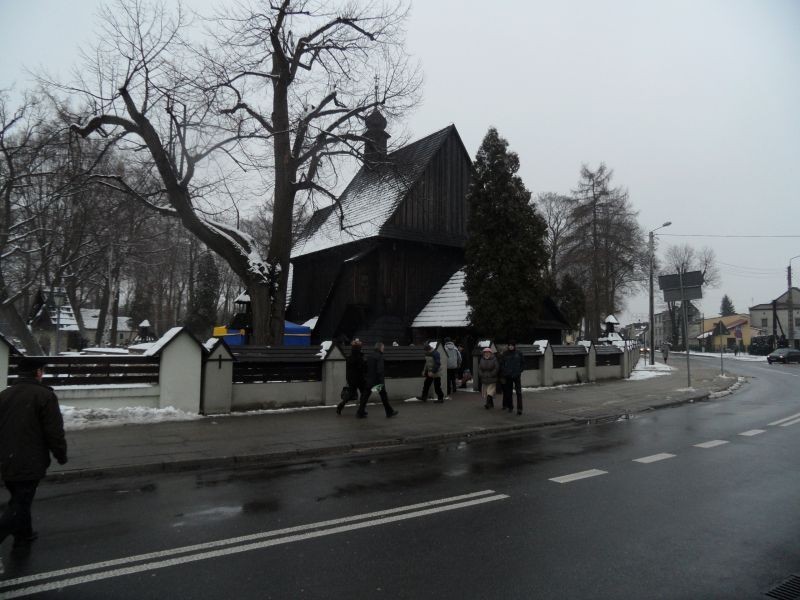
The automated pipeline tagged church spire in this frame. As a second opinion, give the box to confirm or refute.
[364,76,390,166]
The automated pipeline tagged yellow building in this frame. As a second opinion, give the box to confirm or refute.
[696,314,753,352]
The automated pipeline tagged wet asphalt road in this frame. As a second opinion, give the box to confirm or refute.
[2,356,799,599]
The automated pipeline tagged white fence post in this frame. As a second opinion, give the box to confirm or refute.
[0,333,14,392]
[202,339,234,414]
[148,328,203,413]
[542,344,554,387]
[322,345,346,405]
[587,343,597,382]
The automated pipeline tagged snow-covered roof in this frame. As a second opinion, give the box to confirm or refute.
[411,270,470,328]
[291,126,456,259]
[144,327,185,356]
[302,316,319,329]
[604,314,619,324]
[80,309,134,332]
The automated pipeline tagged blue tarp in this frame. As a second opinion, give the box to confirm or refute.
[283,321,311,346]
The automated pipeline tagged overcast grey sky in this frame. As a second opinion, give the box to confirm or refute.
[2,0,798,325]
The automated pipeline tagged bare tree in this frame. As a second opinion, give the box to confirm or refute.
[660,242,720,348]
[205,0,422,342]
[536,191,572,281]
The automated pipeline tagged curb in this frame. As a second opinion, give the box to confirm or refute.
[46,377,743,483]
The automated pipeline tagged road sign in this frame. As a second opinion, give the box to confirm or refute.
[658,270,704,302]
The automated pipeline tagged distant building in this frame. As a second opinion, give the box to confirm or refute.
[692,314,753,352]
[28,288,80,354]
[80,309,136,347]
[749,287,800,348]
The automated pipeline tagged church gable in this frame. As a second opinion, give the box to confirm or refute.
[291,125,466,259]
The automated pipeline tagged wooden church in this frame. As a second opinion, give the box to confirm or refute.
[288,107,471,344]
[288,110,568,344]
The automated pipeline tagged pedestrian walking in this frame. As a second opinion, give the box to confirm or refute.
[443,338,461,396]
[418,342,445,403]
[337,338,366,416]
[661,342,670,364]
[478,347,499,409]
[358,342,398,418]
[0,357,67,573]
[500,340,524,415]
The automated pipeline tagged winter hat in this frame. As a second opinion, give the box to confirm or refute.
[482,347,494,354]
[17,356,48,374]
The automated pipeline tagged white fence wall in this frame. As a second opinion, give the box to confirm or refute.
[0,333,642,414]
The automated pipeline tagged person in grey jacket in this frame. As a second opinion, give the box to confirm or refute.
[359,342,398,418]
[500,340,525,414]
[0,357,67,566]
[443,338,462,395]
[478,347,500,409]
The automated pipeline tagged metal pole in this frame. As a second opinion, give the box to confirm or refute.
[55,303,61,356]
[649,231,655,365]
[680,271,691,387]
[789,261,796,349]
[720,324,724,375]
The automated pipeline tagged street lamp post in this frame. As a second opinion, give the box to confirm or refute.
[789,254,800,349]
[52,288,66,356]
[649,221,672,365]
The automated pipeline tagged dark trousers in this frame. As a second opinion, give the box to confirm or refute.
[0,480,39,544]
[421,376,444,401]
[359,386,394,416]
[446,368,458,395]
[338,382,365,411]
[502,376,522,411]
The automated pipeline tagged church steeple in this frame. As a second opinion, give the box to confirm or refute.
[364,76,390,166]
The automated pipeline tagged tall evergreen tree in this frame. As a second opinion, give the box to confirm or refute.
[184,251,221,338]
[720,294,736,316]
[463,128,549,340]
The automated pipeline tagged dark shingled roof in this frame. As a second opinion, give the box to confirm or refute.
[291,125,455,258]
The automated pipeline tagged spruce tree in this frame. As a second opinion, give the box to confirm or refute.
[720,294,736,316]
[463,128,549,340]
[185,251,221,338]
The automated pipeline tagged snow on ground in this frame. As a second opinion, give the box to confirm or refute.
[682,350,767,362]
[60,405,203,430]
[626,357,676,381]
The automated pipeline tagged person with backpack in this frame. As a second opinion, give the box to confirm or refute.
[443,338,462,396]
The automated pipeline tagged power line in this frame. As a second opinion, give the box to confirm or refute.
[659,233,800,238]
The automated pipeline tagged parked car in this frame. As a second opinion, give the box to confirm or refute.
[767,347,800,364]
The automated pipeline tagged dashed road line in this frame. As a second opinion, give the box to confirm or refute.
[549,469,607,484]
[738,429,765,437]
[633,453,675,464]
[779,417,800,427]
[768,412,800,426]
[694,440,729,449]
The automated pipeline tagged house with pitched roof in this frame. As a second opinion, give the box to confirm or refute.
[288,111,472,344]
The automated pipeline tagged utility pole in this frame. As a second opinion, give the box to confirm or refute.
[648,221,671,365]
[788,255,799,349]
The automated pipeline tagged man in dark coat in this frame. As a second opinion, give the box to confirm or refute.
[358,342,398,418]
[417,342,445,403]
[337,339,366,415]
[500,341,525,414]
[0,357,67,561]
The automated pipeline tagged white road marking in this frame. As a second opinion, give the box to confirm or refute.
[549,469,608,483]
[779,417,800,427]
[694,440,729,448]
[633,453,675,464]
[768,412,800,426]
[738,429,766,437]
[0,490,500,590]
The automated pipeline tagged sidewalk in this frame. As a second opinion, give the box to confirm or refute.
[48,359,743,481]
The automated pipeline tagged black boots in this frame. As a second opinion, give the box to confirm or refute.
[484,395,494,409]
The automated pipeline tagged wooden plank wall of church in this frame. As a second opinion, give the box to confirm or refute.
[384,132,471,246]
[378,242,466,323]
[288,242,372,323]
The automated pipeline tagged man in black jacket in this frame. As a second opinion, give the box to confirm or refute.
[337,339,366,416]
[500,341,525,415]
[0,357,67,563]
[358,342,398,418]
